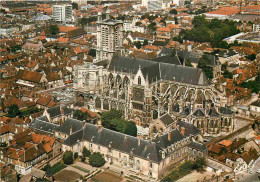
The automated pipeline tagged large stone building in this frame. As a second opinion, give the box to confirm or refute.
[96,13,124,63]
[63,119,207,179]
[74,55,233,137]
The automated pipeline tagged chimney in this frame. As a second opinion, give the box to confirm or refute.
[82,121,85,128]
[181,127,185,136]
[168,132,171,141]
[98,125,102,132]
[138,137,141,146]
[70,125,73,135]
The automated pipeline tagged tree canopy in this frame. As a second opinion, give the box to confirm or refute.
[72,2,78,10]
[63,151,73,165]
[198,55,213,79]
[73,110,91,121]
[101,110,137,136]
[179,16,240,48]
[134,41,142,49]
[88,49,96,57]
[82,146,91,157]
[89,152,105,167]
[49,25,59,35]
[7,104,22,118]
[101,109,122,128]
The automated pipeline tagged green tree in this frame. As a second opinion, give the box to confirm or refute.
[7,104,22,118]
[124,121,137,137]
[81,157,86,162]
[192,157,206,172]
[148,22,157,32]
[246,54,256,61]
[72,2,78,10]
[110,119,137,136]
[101,109,122,129]
[63,151,73,165]
[192,15,207,28]
[143,39,148,46]
[73,110,91,121]
[223,70,233,79]
[49,25,59,35]
[74,152,78,159]
[88,49,96,57]
[82,146,91,157]
[135,22,142,26]
[198,55,213,79]
[89,152,105,167]
[170,9,178,15]
[134,41,142,49]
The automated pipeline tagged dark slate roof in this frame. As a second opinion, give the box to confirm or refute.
[109,55,209,85]
[29,118,59,134]
[47,106,61,118]
[63,129,83,146]
[37,115,49,122]
[251,99,260,107]
[64,121,202,163]
[159,114,175,127]
[219,107,234,115]
[56,118,83,135]
[177,120,200,137]
[151,55,181,65]
[192,109,205,117]
[47,105,73,118]
[154,129,185,149]
[208,107,219,117]
[158,47,174,57]
[189,141,207,151]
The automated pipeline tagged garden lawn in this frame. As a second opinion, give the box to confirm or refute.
[162,161,193,182]
[50,161,67,175]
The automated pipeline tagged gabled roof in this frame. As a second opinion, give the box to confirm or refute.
[109,55,209,85]
[56,118,83,135]
[64,119,203,163]
[159,114,175,127]
[46,105,72,118]
[29,118,59,134]
[17,70,43,83]
[177,120,200,137]
[189,141,207,151]
[219,107,233,115]
[192,108,205,117]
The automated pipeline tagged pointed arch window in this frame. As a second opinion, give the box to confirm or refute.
[138,76,141,85]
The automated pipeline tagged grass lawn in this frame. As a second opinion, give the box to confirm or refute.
[72,165,90,173]
[162,161,194,182]
[50,161,67,175]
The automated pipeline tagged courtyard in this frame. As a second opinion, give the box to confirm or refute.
[90,171,123,182]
